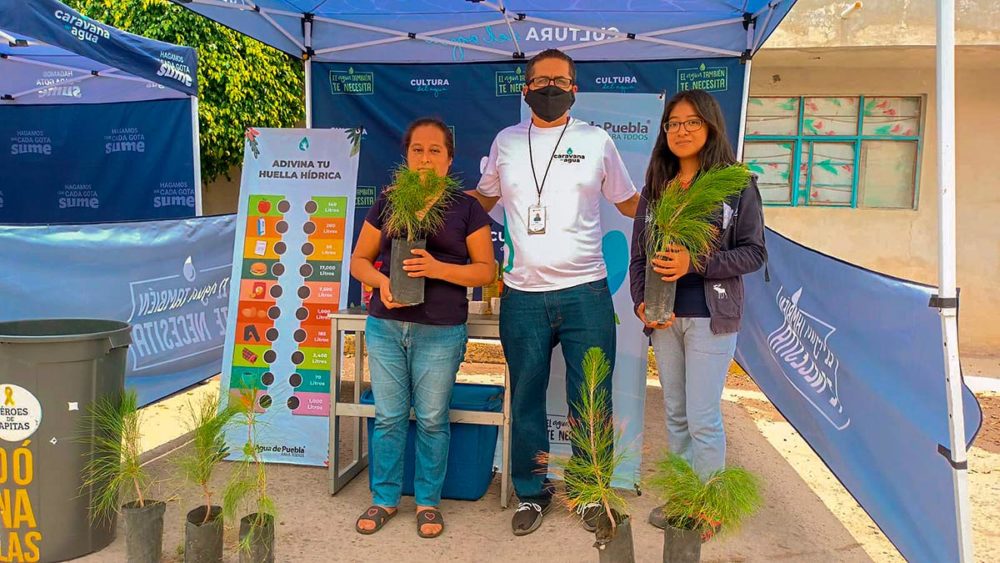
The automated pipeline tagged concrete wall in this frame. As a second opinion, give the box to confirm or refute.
[752,46,1000,354]
[202,165,241,216]
[768,0,1000,48]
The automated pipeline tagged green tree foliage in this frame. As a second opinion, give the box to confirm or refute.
[65,0,304,183]
[80,390,150,521]
[647,164,751,271]
[384,167,459,241]
[561,347,630,527]
[648,453,761,535]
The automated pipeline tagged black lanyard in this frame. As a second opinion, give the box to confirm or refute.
[527,119,570,204]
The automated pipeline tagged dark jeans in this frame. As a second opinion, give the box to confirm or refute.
[499,278,617,503]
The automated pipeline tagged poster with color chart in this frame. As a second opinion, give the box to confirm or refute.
[220,127,361,466]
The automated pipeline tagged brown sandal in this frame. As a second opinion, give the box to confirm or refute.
[356,505,396,535]
[416,508,444,539]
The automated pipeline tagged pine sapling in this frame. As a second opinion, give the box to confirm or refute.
[383,166,458,241]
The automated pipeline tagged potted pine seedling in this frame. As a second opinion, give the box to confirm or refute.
[644,164,751,323]
[648,454,761,563]
[81,389,165,563]
[176,392,235,563]
[542,347,636,563]
[224,386,276,563]
[383,166,458,305]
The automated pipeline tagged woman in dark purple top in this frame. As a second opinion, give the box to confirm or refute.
[349,118,495,539]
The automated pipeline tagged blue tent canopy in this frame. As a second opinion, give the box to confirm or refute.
[0,0,202,222]
[170,0,794,63]
[1,0,198,103]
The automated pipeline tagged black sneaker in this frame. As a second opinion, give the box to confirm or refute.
[577,502,603,532]
[511,501,551,536]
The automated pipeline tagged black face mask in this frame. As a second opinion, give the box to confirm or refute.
[524,86,575,123]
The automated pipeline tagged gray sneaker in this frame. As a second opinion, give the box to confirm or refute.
[577,502,603,532]
[648,505,667,530]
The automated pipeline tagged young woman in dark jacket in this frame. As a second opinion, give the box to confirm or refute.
[629,89,766,528]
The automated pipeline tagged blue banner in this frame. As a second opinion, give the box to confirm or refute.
[0,99,196,223]
[735,229,982,563]
[0,215,236,405]
[311,58,747,305]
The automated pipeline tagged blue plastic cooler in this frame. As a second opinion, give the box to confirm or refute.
[361,382,502,501]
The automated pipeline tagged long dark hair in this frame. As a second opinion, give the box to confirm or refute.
[644,90,736,199]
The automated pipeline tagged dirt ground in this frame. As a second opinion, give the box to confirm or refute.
[974,395,1000,454]
[80,343,999,562]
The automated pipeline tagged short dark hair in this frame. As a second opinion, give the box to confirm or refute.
[402,117,454,158]
[525,49,576,81]
[645,89,736,199]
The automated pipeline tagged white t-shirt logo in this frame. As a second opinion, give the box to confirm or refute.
[476,118,638,291]
[554,147,586,164]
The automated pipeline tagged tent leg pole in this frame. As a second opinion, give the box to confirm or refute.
[941,308,973,562]
[936,0,973,560]
[305,58,313,128]
[736,58,752,161]
[191,96,203,216]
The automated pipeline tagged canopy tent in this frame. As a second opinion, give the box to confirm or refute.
[0,0,203,222]
[169,1,974,560]
[170,0,794,61]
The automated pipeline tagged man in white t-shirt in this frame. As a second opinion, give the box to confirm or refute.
[469,49,639,537]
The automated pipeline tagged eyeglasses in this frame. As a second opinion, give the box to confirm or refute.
[663,118,705,133]
[527,76,574,89]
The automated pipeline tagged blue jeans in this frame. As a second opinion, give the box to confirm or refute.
[365,316,467,507]
[651,318,738,479]
[499,279,617,503]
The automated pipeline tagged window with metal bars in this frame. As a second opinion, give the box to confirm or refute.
[743,96,923,209]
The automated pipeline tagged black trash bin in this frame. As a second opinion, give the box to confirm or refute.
[0,319,131,563]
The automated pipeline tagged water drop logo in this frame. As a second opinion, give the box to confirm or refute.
[299,137,310,151]
[601,230,629,294]
[183,256,197,282]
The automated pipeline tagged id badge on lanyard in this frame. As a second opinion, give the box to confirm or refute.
[527,204,546,235]
[527,120,569,236]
